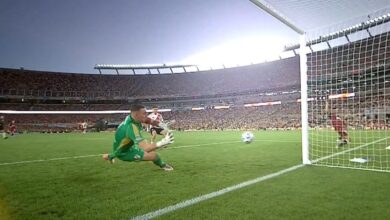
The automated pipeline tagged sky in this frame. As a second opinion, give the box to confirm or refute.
[0,0,300,73]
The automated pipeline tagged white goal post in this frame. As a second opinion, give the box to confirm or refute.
[250,0,310,164]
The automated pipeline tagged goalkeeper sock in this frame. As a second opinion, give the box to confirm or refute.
[153,154,166,168]
[2,132,6,139]
[108,154,115,161]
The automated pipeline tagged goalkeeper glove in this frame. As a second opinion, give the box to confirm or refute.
[156,132,174,148]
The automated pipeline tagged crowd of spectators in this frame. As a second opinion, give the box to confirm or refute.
[164,104,301,131]
[1,104,301,132]
[1,93,389,132]
[1,92,388,132]
[0,56,299,99]
[2,31,390,132]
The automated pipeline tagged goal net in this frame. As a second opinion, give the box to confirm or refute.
[251,0,390,172]
[307,13,390,172]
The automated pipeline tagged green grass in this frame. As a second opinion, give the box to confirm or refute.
[309,129,390,171]
[0,131,389,220]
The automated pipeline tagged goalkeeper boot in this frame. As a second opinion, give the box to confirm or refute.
[161,164,174,171]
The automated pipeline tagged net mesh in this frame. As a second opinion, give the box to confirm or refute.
[307,13,390,172]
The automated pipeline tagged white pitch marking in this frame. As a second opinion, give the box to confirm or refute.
[0,139,300,166]
[0,141,239,166]
[0,154,102,166]
[131,164,305,220]
[311,137,389,164]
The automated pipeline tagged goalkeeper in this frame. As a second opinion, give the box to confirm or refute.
[102,104,174,171]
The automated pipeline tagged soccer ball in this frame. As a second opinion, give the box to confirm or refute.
[241,131,254,144]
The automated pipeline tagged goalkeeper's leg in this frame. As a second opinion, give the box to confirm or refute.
[143,151,173,171]
[103,145,173,171]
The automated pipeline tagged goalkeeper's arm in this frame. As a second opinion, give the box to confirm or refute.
[139,132,174,152]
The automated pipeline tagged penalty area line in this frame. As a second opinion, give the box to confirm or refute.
[0,141,240,166]
[0,154,102,166]
[0,139,298,166]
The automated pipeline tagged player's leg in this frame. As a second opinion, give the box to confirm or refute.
[153,128,167,145]
[151,129,157,143]
[341,131,349,144]
[336,130,342,147]
[125,147,173,171]
[143,151,173,171]
[138,140,158,153]
[336,131,348,147]
[103,146,142,164]
[160,129,168,136]
[104,146,173,171]
[1,129,7,139]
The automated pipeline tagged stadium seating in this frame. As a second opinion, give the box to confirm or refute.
[1,31,390,132]
[0,57,299,99]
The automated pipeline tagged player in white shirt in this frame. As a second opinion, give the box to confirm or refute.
[82,121,88,134]
[147,106,167,143]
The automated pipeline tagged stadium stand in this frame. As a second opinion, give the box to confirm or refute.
[0,57,299,99]
[1,31,390,132]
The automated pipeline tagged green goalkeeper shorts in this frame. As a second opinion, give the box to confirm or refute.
[117,145,145,162]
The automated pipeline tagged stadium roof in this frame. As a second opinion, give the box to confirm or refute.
[257,0,390,32]
[94,64,196,70]
[250,0,390,51]
[94,64,198,75]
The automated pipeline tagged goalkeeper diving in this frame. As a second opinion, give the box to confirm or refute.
[102,104,175,171]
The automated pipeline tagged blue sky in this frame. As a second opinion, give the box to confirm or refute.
[0,0,299,73]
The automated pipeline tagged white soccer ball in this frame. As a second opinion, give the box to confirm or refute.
[241,131,254,144]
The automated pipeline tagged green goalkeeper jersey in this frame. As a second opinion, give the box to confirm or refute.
[109,115,144,159]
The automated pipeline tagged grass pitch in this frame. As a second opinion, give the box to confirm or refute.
[0,131,389,220]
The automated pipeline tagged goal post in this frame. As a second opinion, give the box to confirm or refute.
[300,34,310,165]
[249,0,310,165]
